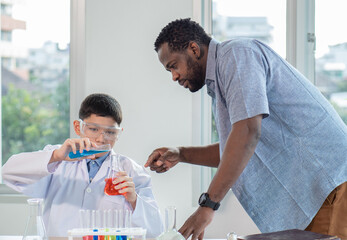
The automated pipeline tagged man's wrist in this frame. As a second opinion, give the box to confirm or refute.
[198,192,220,210]
[177,146,187,163]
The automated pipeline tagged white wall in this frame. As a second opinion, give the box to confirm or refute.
[84,0,197,233]
[0,0,260,237]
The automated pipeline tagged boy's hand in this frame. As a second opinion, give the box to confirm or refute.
[50,138,97,163]
[113,171,137,209]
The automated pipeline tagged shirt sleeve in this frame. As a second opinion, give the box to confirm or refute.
[218,44,270,125]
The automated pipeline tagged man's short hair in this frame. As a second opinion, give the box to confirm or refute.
[154,18,211,52]
[79,93,122,125]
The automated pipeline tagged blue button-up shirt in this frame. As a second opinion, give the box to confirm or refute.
[205,38,347,232]
[86,152,110,182]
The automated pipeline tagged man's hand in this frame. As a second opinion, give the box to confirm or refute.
[113,171,137,209]
[144,147,183,173]
[178,207,214,240]
[50,138,98,163]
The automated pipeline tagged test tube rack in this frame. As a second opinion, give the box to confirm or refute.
[68,227,147,240]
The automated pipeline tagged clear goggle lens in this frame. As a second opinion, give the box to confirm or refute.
[79,119,123,141]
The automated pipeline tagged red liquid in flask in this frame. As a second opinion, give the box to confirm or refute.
[104,178,120,195]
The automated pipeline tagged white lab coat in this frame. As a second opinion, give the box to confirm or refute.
[2,145,164,237]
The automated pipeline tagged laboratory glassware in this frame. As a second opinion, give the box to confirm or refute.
[22,198,48,240]
[104,155,124,195]
[227,232,238,240]
[156,206,184,240]
[69,144,111,159]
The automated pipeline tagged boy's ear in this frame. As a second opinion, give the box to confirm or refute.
[73,120,81,136]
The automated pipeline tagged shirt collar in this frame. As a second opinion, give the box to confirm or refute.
[205,38,219,99]
[86,151,110,167]
[205,38,220,83]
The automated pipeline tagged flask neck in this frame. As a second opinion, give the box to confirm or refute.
[27,199,43,217]
[165,206,177,231]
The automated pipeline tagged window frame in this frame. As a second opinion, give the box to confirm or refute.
[0,0,86,199]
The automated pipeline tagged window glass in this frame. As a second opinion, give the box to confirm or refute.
[0,0,70,175]
[315,0,347,124]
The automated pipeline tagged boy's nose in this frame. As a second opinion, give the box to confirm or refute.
[95,131,107,142]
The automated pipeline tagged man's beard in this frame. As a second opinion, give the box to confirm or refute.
[185,56,205,92]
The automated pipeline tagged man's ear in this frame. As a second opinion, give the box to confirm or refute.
[188,41,201,60]
[73,120,81,136]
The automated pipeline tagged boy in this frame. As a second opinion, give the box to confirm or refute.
[2,93,164,237]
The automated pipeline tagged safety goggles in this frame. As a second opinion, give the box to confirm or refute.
[79,119,123,141]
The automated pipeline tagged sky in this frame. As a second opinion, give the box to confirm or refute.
[12,0,70,49]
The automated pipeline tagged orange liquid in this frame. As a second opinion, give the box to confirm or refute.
[104,178,126,196]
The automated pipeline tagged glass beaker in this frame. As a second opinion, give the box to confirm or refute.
[156,206,184,240]
[23,198,48,240]
[104,155,124,196]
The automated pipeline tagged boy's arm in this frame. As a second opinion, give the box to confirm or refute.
[2,145,61,193]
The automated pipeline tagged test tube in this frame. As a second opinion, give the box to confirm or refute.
[79,209,85,228]
[124,210,132,228]
[113,209,119,229]
[95,210,102,229]
[80,210,93,240]
[105,209,112,229]
[91,210,98,240]
[85,210,91,229]
[118,209,124,228]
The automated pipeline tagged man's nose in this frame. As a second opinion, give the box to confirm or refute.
[171,71,179,81]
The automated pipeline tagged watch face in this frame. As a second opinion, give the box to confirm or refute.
[199,193,207,204]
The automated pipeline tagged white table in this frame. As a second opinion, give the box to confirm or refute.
[0,237,75,240]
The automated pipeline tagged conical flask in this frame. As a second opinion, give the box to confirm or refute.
[156,206,185,240]
[104,154,123,196]
[23,198,48,240]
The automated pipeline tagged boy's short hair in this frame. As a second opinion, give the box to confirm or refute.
[79,93,122,125]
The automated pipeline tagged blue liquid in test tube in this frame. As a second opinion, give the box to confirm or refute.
[69,149,109,159]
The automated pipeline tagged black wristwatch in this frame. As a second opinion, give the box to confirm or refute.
[198,192,220,210]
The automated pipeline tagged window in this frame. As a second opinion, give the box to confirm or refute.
[212,0,286,57]
[1,3,12,17]
[315,0,347,124]
[210,0,286,176]
[0,0,70,182]
[1,30,12,41]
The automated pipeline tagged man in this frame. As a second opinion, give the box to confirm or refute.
[145,18,347,239]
